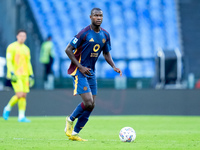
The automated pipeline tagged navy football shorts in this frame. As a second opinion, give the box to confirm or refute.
[72,69,97,96]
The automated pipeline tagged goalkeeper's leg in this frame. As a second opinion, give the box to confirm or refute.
[18,96,30,123]
[3,95,18,120]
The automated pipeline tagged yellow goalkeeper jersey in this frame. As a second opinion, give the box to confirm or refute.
[6,41,33,78]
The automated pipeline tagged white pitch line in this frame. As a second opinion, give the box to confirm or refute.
[13,138,68,141]
[12,138,118,142]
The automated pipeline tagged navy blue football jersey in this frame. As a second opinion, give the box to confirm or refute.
[68,25,111,75]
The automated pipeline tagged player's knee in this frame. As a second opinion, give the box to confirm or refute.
[16,92,26,99]
[16,93,22,99]
[89,102,95,111]
[85,101,94,111]
[85,103,94,111]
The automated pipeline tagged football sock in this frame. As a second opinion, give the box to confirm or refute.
[6,95,18,111]
[72,131,78,136]
[19,110,25,119]
[68,117,73,122]
[18,97,26,119]
[69,102,85,121]
[74,110,92,133]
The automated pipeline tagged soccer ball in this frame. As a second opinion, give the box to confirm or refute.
[119,127,136,142]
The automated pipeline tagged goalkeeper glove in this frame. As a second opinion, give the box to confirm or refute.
[10,72,17,82]
[29,75,35,87]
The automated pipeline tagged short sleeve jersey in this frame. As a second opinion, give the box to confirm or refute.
[68,25,111,76]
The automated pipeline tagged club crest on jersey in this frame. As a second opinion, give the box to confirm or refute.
[102,38,106,43]
[72,37,78,44]
[83,86,87,91]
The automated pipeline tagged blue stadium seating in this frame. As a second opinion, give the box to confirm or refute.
[28,0,180,78]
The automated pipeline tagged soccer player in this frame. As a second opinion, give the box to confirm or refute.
[2,29,34,123]
[64,8,122,141]
[39,35,55,89]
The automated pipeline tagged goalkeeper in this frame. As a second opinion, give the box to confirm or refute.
[2,29,34,122]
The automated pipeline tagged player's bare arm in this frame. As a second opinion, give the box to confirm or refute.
[65,44,91,76]
[103,51,122,76]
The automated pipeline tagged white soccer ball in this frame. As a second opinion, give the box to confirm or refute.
[119,127,136,142]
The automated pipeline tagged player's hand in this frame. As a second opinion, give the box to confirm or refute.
[113,67,122,76]
[79,66,91,77]
[29,75,35,87]
[10,72,17,82]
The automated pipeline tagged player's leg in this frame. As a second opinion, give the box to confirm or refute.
[69,92,94,122]
[7,95,19,108]
[3,95,18,120]
[18,76,30,122]
[44,64,48,82]
[43,64,48,89]
[65,74,90,136]
[2,79,22,120]
[73,92,95,134]
[69,102,85,121]
[65,102,85,137]
[69,76,97,141]
[17,93,30,122]
[69,92,94,141]
[65,74,92,141]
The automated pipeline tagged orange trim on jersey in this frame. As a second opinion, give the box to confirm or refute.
[70,53,82,76]
[73,75,78,95]
[73,49,77,54]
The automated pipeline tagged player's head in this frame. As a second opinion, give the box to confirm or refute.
[90,8,103,27]
[16,29,27,44]
[47,34,52,41]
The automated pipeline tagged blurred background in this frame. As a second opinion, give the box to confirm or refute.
[0,0,200,116]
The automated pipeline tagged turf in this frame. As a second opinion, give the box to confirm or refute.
[0,116,200,150]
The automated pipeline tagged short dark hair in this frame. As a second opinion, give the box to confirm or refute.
[47,34,52,39]
[17,29,27,35]
[91,8,102,15]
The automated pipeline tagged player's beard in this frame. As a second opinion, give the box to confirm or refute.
[92,22,101,29]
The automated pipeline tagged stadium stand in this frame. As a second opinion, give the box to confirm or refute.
[27,0,180,78]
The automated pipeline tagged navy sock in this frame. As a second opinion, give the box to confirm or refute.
[74,110,92,133]
[69,103,85,121]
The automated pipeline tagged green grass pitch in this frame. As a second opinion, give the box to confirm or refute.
[0,116,200,150]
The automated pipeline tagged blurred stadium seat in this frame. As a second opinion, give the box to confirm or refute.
[27,0,180,78]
